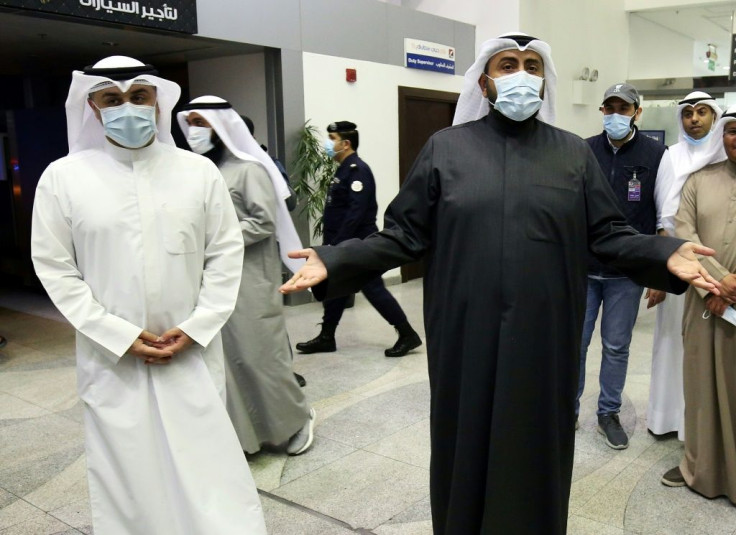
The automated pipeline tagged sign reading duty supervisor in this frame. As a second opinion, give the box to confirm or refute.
[0,0,197,34]
[404,38,455,75]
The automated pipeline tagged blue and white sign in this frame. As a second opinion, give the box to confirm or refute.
[404,38,455,75]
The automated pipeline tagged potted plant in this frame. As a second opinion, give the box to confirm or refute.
[292,121,337,241]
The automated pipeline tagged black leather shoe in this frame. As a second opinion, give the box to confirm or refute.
[294,373,307,387]
[296,334,336,354]
[385,332,422,357]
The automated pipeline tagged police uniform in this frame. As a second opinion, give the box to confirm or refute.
[296,121,421,357]
[323,153,378,246]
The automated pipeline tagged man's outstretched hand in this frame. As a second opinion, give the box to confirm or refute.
[667,243,721,294]
[277,243,721,296]
[279,249,327,294]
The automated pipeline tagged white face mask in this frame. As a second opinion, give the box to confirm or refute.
[186,126,215,154]
[683,128,713,147]
[98,102,158,149]
[487,71,544,122]
[603,113,635,140]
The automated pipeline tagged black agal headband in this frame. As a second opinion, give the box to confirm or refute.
[83,63,158,80]
[181,101,233,111]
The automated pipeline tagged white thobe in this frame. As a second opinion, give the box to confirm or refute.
[31,140,267,535]
[648,141,694,439]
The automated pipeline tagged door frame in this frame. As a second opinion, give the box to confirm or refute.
[398,86,459,187]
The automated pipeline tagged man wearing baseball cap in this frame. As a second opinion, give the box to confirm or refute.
[576,82,675,449]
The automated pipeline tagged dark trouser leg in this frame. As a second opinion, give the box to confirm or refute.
[322,296,350,325]
[360,276,422,357]
[360,276,407,326]
[294,302,343,354]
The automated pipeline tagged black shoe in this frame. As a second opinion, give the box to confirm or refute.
[296,334,336,354]
[647,428,678,440]
[597,413,629,450]
[385,327,422,357]
[294,373,306,387]
[661,466,687,487]
[296,323,337,354]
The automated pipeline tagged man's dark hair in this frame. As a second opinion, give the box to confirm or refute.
[241,115,255,136]
[201,132,225,165]
[337,130,359,151]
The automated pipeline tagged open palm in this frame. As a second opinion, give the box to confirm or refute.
[667,242,720,294]
[279,249,328,294]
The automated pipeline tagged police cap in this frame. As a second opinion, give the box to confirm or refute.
[327,121,357,133]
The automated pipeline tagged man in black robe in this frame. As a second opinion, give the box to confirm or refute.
[280,33,719,535]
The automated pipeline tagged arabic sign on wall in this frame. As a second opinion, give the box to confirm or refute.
[0,0,197,34]
[404,38,455,75]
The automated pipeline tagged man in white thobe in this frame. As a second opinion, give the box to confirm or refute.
[30,56,267,535]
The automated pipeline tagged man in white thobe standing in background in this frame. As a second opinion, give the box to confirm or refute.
[31,56,267,535]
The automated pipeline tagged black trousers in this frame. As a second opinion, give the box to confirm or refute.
[323,275,407,326]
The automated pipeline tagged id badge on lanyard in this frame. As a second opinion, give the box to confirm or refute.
[628,171,641,202]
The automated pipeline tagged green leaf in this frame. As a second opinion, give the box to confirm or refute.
[292,120,338,239]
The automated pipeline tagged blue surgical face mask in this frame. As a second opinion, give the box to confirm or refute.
[187,126,215,154]
[324,138,345,159]
[487,70,544,122]
[603,113,635,140]
[684,128,713,147]
[98,102,158,149]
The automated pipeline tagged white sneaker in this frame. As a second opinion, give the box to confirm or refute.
[286,408,316,455]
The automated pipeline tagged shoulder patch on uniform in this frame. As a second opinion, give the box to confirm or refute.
[350,163,358,168]
[351,181,363,192]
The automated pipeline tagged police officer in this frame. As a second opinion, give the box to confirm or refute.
[296,121,422,357]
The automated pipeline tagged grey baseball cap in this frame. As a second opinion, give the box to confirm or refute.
[602,83,639,107]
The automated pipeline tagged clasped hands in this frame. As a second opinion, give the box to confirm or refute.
[646,245,736,316]
[704,273,736,317]
[127,327,193,365]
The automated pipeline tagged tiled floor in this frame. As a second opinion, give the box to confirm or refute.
[1,281,735,534]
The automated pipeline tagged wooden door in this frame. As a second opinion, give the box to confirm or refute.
[397,86,458,282]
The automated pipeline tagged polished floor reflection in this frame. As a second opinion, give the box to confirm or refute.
[1,281,735,534]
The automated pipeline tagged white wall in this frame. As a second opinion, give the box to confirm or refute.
[520,0,630,138]
[378,0,629,138]
[401,0,521,50]
[628,15,695,80]
[188,53,270,144]
[302,52,463,256]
